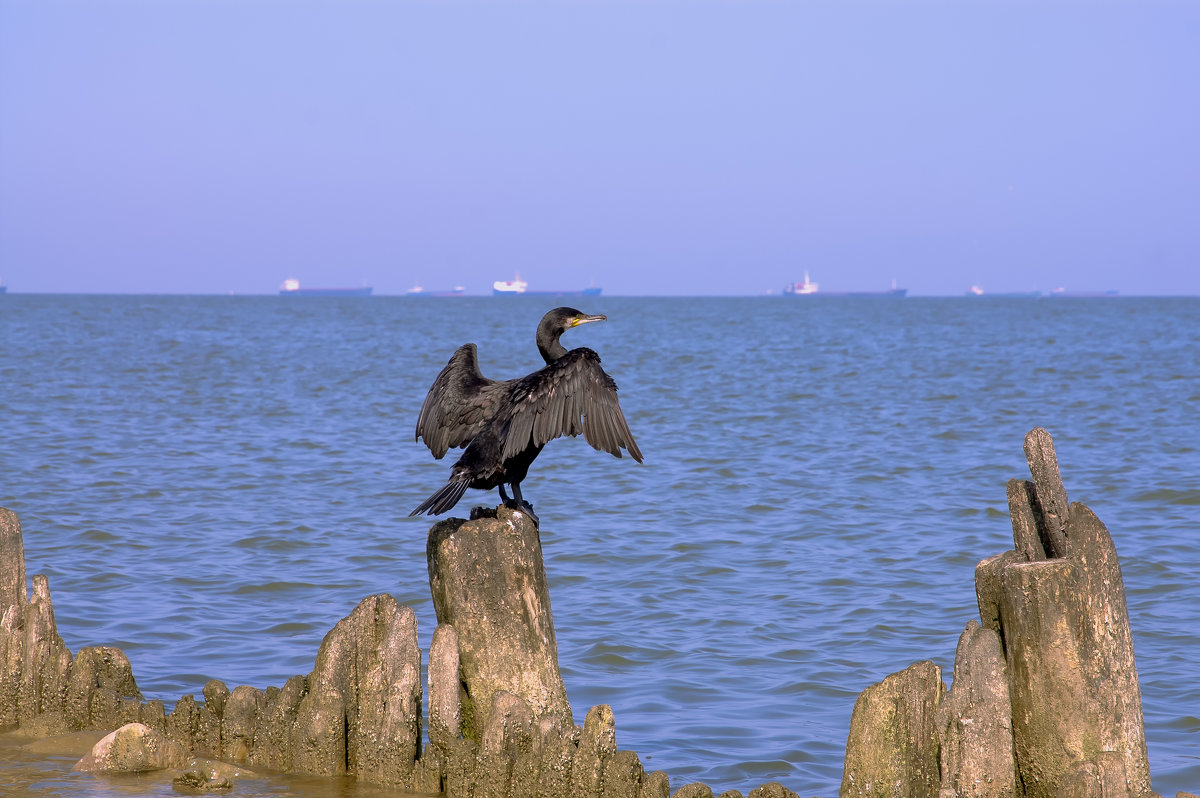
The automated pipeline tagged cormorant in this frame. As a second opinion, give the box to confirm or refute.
[411,307,643,522]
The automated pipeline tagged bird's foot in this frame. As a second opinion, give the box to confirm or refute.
[501,499,539,528]
[519,502,540,528]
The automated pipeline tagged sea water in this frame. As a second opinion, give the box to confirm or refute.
[1,294,1197,796]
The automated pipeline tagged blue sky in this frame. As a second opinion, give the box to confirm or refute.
[2,1,1197,296]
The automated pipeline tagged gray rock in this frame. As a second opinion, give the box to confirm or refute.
[937,621,1015,798]
[427,507,573,738]
[673,784,715,798]
[841,660,944,798]
[73,721,188,773]
[717,790,746,798]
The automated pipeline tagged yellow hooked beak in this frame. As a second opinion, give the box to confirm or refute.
[571,314,606,327]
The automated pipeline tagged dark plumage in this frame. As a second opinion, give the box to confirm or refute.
[411,307,643,522]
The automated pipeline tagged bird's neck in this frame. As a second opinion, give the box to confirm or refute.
[537,337,568,363]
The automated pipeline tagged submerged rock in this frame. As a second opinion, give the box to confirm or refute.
[74,721,188,773]
[173,768,233,793]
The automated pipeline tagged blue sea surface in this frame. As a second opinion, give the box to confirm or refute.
[2,295,1198,796]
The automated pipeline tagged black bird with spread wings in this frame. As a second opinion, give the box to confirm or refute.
[411,307,643,522]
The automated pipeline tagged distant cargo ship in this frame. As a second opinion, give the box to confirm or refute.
[493,275,602,297]
[966,285,1043,298]
[783,272,820,295]
[783,273,906,297]
[279,278,372,297]
[1049,287,1119,298]
[406,285,466,297]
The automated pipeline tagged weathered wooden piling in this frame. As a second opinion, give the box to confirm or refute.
[1,509,74,731]
[984,429,1150,797]
[840,660,944,798]
[426,505,573,737]
[842,427,1156,798]
[0,508,25,610]
[294,592,422,785]
[936,620,1015,798]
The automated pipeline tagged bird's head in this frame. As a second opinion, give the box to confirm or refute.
[538,307,606,362]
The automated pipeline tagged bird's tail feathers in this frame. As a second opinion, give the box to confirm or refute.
[409,479,471,517]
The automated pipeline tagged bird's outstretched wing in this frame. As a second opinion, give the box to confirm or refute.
[415,344,502,459]
[501,348,643,463]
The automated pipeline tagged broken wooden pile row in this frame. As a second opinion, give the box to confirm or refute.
[0,427,1166,797]
[840,428,1157,798]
